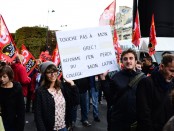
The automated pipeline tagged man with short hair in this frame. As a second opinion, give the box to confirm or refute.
[136,54,174,131]
[100,48,145,131]
[142,55,158,75]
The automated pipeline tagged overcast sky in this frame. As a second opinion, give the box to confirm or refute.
[0,0,133,33]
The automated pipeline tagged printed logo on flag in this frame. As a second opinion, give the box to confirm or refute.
[2,42,15,58]
[25,58,36,73]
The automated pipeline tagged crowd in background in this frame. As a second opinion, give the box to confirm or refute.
[0,49,174,131]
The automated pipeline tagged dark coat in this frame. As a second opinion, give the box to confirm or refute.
[0,82,25,131]
[34,82,79,131]
[101,69,145,131]
[74,77,90,94]
[136,71,174,131]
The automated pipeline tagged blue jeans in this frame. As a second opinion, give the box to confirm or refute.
[80,92,89,122]
[87,87,99,118]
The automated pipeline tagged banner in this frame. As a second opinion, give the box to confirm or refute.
[113,29,122,62]
[99,1,116,26]
[0,15,17,62]
[148,14,157,56]
[21,44,36,75]
[56,26,118,80]
[39,51,51,62]
[132,9,141,47]
[52,44,62,80]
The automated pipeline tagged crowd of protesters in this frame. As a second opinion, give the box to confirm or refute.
[0,49,174,131]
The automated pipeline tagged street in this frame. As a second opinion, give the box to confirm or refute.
[24,100,108,131]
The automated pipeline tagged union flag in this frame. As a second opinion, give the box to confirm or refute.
[52,44,62,80]
[132,9,141,47]
[148,14,157,56]
[0,14,17,62]
[99,1,116,26]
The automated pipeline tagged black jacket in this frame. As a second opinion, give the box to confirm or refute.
[136,70,174,131]
[101,69,145,131]
[34,82,79,131]
[0,82,25,131]
[74,77,90,94]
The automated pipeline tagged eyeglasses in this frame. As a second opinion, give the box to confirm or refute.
[46,71,58,76]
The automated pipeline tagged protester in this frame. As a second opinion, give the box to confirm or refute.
[142,54,158,75]
[26,59,42,113]
[88,75,100,122]
[162,51,172,57]
[34,61,79,131]
[163,89,174,131]
[136,54,174,131]
[0,64,25,131]
[100,48,145,131]
[11,54,31,104]
[73,77,92,127]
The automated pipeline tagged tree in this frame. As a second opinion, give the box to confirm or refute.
[14,26,57,58]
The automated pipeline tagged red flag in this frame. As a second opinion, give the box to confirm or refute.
[148,14,157,56]
[52,44,62,80]
[39,51,52,62]
[132,9,141,47]
[21,44,36,75]
[113,29,122,55]
[52,44,60,66]
[99,1,116,26]
[0,15,17,62]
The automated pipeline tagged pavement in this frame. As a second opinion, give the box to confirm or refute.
[24,99,108,131]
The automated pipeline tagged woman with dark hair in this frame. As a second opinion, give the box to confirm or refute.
[0,64,25,131]
[34,61,79,131]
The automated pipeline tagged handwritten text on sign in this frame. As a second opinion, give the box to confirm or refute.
[56,26,118,80]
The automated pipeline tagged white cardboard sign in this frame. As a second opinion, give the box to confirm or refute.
[56,26,118,80]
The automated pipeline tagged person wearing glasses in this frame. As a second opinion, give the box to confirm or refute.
[34,61,79,131]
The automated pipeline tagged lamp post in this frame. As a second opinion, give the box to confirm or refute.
[46,10,55,54]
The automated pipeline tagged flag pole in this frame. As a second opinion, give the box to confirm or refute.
[46,10,55,54]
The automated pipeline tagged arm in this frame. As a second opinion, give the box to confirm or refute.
[61,81,80,107]
[136,78,153,131]
[34,89,47,131]
[18,65,31,85]
[100,70,117,106]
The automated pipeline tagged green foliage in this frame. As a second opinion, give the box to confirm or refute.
[14,26,57,58]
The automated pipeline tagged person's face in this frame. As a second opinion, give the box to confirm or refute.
[0,74,10,85]
[143,58,151,66]
[160,61,174,82]
[46,70,58,82]
[122,53,137,70]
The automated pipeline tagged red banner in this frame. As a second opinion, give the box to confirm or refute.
[99,1,116,26]
[52,44,60,66]
[0,15,17,62]
[148,14,157,56]
[113,29,122,63]
[39,51,51,62]
[132,9,141,47]
[21,44,36,75]
[52,44,62,80]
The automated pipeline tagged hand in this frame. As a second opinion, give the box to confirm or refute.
[63,77,75,86]
[100,70,109,80]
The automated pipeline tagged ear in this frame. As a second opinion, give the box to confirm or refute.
[159,64,164,70]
